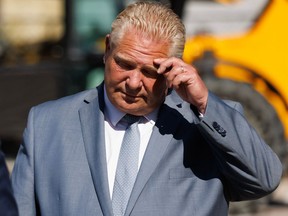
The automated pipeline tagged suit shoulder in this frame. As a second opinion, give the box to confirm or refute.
[32,88,98,115]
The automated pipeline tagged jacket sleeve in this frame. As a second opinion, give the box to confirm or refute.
[195,92,283,201]
[11,107,37,216]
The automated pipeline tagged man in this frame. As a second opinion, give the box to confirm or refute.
[0,150,18,216]
[12,2,282,216]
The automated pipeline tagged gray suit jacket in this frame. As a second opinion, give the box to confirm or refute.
[12,84,282,216]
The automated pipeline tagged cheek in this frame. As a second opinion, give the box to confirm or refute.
[153,76,167,94]
[105,63,124,84]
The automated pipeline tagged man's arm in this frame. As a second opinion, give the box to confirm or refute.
[196,92,283,200]
[154,57,282,200]
[11,107,37,216]
[155,56,282,200]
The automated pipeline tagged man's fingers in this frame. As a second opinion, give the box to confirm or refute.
[154,58,178,74]
[165,66,184,88]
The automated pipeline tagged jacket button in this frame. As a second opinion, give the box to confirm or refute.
[212,122,226,137]
[212,122,220,130]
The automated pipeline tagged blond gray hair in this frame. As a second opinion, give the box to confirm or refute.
[110,1,186,58]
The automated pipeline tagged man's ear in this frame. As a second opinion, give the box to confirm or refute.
[104,34,111,63]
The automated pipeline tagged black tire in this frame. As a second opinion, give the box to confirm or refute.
[203,77,287,214]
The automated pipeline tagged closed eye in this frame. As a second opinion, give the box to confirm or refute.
[114,56,135,71]
[141,68,159,79]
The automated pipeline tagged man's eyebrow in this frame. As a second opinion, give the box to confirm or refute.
[115,54,157,72]
[114,54,132,63]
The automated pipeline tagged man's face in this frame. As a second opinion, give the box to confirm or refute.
[104,30,170,116]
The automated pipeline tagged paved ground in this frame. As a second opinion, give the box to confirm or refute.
[232,205,288,216]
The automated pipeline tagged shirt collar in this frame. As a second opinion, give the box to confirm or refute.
[103,86,159,127]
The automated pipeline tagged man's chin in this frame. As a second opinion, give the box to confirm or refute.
[118,103,147,115]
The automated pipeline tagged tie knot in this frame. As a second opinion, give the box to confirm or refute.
[122,114,141,125]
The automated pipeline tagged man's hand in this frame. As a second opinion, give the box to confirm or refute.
[154,57,208,114]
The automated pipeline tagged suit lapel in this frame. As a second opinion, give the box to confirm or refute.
[125,102,183,215]
[78,87,189,216]
[79,86,113,216]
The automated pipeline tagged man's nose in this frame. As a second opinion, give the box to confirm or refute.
[126,71,143,89]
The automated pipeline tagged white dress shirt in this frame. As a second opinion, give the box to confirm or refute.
[103,89,158,198]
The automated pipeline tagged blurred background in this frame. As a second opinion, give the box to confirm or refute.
[0,0,287,215]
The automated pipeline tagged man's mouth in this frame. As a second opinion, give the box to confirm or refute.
[124,93,138,99]
[122,92,143,102]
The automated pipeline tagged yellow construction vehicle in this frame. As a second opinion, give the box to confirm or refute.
[183,0,288,168]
